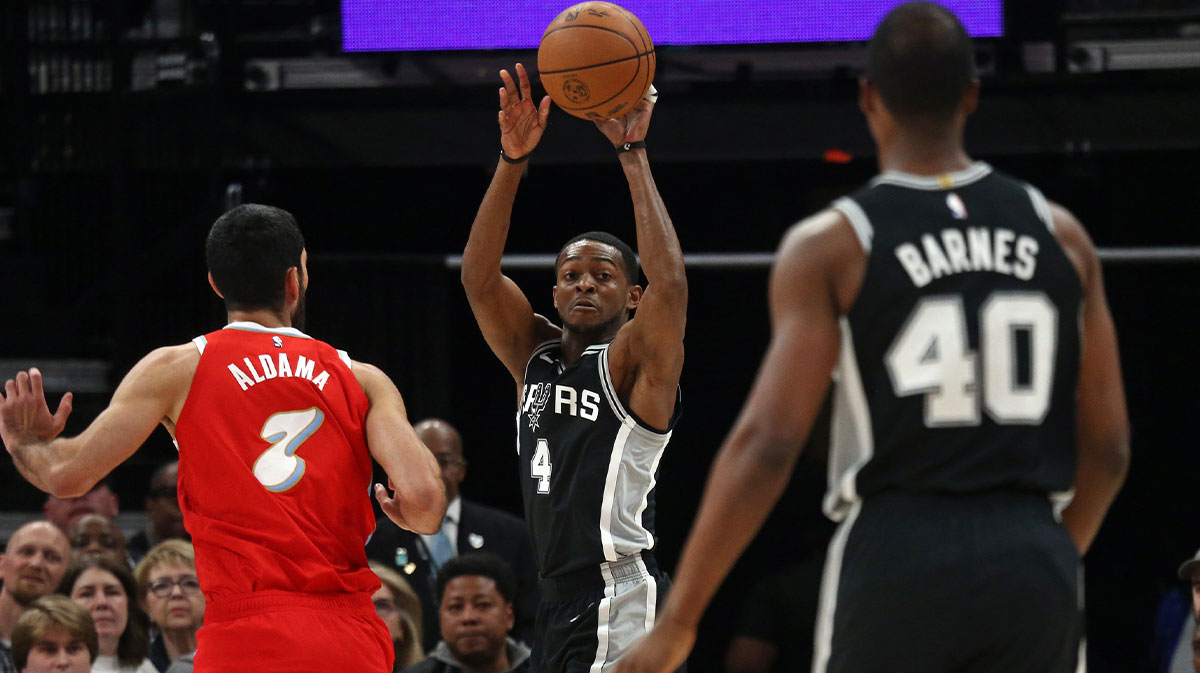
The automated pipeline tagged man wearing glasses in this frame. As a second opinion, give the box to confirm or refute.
[367,419,539,651]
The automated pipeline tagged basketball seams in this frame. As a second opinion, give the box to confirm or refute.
[543,58,646,110]
[538,51,652,76]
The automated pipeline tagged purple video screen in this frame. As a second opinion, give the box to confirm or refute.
[342,1,1002,52]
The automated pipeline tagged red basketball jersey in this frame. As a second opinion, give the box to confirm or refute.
[174,322,377,602]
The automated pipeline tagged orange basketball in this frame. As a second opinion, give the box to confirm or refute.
[537,2,655,120]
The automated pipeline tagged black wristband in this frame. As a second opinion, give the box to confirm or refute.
[616,140,646,154]
[500,148,530,164]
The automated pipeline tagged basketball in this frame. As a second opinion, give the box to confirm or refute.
[537,2,656,120]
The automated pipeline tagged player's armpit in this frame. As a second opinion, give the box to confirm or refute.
[353,361,447,534]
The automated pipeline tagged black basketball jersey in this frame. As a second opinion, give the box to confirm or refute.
[516,340,678,579]
[823,162,1082,521]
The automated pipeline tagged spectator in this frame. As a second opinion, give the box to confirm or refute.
[371,562,424,672]
[0,520,71,673]
[69,516,129,568]
[127,464,187,564]
[401,553,529,673]
[133,542,202,673]
[44,483,119,535]
[60,557,154,673]
[10,595,97,673]
[1157,548,1200,673]
[368,419,539,650]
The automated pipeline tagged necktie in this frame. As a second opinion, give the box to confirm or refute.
[428,519,454,573]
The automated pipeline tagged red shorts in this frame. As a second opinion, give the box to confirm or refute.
[193,591,393,673]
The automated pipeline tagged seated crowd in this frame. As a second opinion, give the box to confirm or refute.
[1,448,532,673]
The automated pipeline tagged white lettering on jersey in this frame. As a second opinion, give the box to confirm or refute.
[522,383,603,425]
[226,352,331,392]
[555,385,577,416]
[895,227,1039,288]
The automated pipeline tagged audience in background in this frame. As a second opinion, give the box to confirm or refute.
[60,558,155,673]
[44,484,119,536]
[0,520,71,673]
[368,419,539,651]
[9,595,97,673]
[127,464,187,565]
[68,516,129,568]
[371,562,425,672]
[133,541,202,673]
[402,553,529,673]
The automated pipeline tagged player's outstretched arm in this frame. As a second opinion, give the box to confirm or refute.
[1051,203,1130,555]
[1,346,195,497]
[616,212,853,673]
[462,62,559,388]
[354,361,447,535]
[596,95,688,428]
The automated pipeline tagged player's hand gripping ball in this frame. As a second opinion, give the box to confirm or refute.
[537,1,656,120]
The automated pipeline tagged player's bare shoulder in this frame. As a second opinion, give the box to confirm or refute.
[1046,201,1097,290]
[349,360,403,407]
[776,208,867,316]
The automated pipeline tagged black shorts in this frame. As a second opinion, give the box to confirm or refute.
[531,553,683,673]
[814,491,1082,673]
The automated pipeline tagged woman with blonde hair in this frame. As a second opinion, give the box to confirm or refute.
[370,562,424,671]
[11,595,98,673]
[133,540,204,672]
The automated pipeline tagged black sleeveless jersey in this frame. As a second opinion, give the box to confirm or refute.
[823,162,1082,521]
[516,340,678,579]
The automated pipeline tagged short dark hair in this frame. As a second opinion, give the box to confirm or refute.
[865,2,977,127]
[558,231,640,285]
[436,553,517,605]
[59,556,150,668]
[11,595,99,669]
[205,204,305,313]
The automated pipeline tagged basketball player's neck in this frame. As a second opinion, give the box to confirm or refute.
[878,129,973,177]
[560,327,617,365]
[227,308,291,329]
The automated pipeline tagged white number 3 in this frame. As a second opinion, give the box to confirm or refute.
[253,407,325,492]
[531,438,553,494]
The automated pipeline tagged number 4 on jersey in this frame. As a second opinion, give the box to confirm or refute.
[252,407,325,492]
[531,438,553,494]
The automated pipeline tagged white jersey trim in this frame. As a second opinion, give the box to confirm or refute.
[871,161,993,191]
[823,319,875,521]
[812,500,862,673]
[1024,184,1056,233]
[336,349,352,370]
[223,321,313,339]
[191,336,207,355]
[831,198,874,253]
[600,422,636,562]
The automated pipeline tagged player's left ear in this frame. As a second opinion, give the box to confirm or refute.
[284,267,301,302]
[504,602,515,630]
[625,284,643,310]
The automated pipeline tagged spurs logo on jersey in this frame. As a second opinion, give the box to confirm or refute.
[523,383,553,430]
[522,382,602,429]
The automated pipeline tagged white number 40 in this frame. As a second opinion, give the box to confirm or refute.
[531,438,553,494]
[885,292,1058,427]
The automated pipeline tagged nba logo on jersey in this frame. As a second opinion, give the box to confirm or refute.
[946,192,967,219]
[272,336,283,348]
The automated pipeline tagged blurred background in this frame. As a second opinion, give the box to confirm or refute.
[1,1,1199,671]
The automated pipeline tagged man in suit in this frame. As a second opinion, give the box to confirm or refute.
[368,419,539,651]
